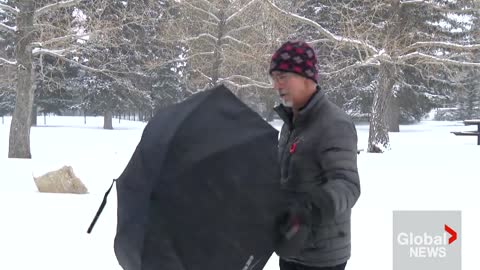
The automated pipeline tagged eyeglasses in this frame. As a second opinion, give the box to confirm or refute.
[269,72,295,85]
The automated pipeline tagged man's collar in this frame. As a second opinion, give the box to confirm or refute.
[274,86,323,128]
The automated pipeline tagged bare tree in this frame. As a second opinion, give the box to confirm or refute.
[264,0,480,152]
[0,0,101,158]
[1,0,172,157]
[159,0,294,112]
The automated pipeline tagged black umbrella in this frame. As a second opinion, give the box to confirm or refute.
[109,85,284,270]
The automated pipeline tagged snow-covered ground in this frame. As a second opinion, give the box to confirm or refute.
[1,115,479,270]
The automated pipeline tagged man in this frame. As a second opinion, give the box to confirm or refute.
[270,40,361,270]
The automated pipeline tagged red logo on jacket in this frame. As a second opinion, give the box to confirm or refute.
[289,138,300,154]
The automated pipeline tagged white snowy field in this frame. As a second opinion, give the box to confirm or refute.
[0,115,479,270]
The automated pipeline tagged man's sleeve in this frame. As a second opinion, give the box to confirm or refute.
[309,120,361,221]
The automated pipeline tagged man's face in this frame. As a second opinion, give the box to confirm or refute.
[270,71,311,109]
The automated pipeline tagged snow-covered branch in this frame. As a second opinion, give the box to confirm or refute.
[400,0,424,4]
[35,0,81,17]
[224,22,263,36]
[219,79,272,89]
[320,49,386,76]
[0,23,16,33]
[399,52,480,67]
[0,3,18,14]
[160,52,215,66]
[307,39,333,45]
[32,49,140,78]
[32,33,90,48]
[201,19,218,27]
[400,0,478,13]
[196,0,220,13]
[225,0,260,24]
[221,35,252,48]
[28,49,96,73]
[180,1,220,23]
[319,59,380,76]
[0,57,16,66]
[219,75,271,89]
[263,0,378,54]
[32,48,67,56]
[192,69,212,82]
[405,41,480,52]
[183,33,218,43]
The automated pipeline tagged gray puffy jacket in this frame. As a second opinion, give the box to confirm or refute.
[274,88,361,267]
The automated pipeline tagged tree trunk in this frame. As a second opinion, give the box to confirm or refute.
[104,110,113,130]
[211,12,225,86]
[31,104,37,126]
[368,62,395,153]
[387,96,400,132]
[466,87,476,119]
[8,0,35,159]
[265,97,275,122]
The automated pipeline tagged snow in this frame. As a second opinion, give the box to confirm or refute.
[0,22,16,32]
[225,0,260,23]
[32,48,66,56]
[0,57,16,65]
[1,116,479,270]
[72,7,86,23]
[72,8,88,44]
[264,0,379,55]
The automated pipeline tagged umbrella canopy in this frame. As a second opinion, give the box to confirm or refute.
[113,85,284,270]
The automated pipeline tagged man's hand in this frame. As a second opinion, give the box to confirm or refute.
[274,202,311,257]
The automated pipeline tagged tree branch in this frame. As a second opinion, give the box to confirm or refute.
[307,39,334,45]
[225,0,260,24]
[320,49,386,76]
[220,35,252,48]
[192,69,212,82]
[400,0,424,4]
[400,0,479,13]
[220,79,272,89]
[0,3,19,14]
[405,41,480,52]
[32,49,99,73]
[35,0,81,17]
[319,59,380,76]
[183,33,218,43]
[196,0,220,13]
[399,52,480,67]
[224,22,263,36]
[0,57,16,66]
[149,52,215,69]
[264,0,379,54]
[32,48,67,56]
[0,23,16,33]
[33,49,141,79]
[32,33,90,48]
[201,19,218,27]
[219,74,271,88]
[180,1,220,23]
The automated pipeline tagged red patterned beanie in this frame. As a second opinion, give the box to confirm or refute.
[269,41,318,83]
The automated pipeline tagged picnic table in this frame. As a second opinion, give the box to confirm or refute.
[451,119,480,145]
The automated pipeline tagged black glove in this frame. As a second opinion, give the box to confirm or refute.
[274,202,311,257]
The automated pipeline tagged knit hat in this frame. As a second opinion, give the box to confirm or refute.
[269,41,318,83]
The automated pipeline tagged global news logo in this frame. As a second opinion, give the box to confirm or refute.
[396,225,457,258]
[393,211,461,270]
